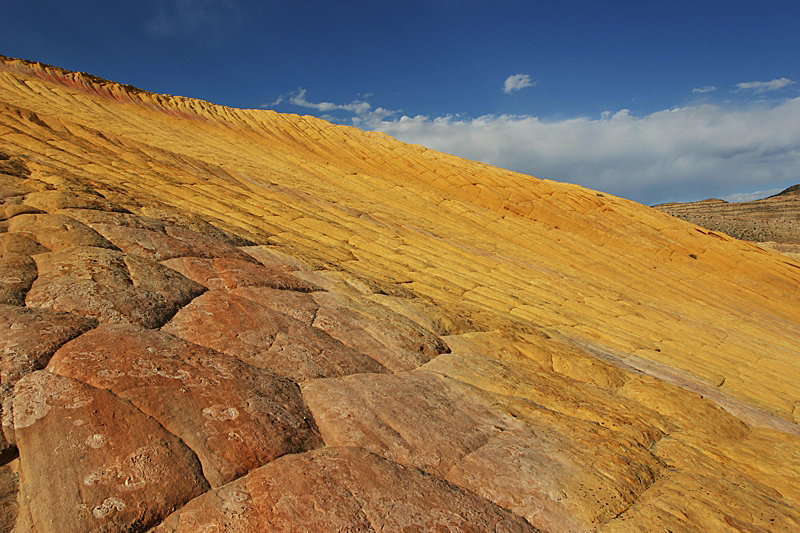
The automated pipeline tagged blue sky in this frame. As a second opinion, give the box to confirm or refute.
[2,1,800,205]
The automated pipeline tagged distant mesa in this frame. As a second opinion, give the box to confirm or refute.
[655,184,800,245]
[771,183,800,197]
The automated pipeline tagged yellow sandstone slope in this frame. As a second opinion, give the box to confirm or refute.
[1,56,800,532]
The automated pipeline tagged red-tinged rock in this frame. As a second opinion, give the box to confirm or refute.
[148,475,263,533]
[0,305,96,385]
[6,213,116,251]
[231,286,320,324]
[11,371,210,533]
[48,325,323,487]
[301,371,506,476]
[311,291,449,372]
[86,224,197,261]
[302,369,665,533]
[26,246,205,328]
[161,256,322,292]
[151,447,541,533]
[163,225,259,263]
[162,290,387,381]
[137,207,254,247]
[56,210,262,263]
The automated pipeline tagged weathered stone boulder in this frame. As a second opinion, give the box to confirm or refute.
[0,195,42,221]
[162,290,387,380]
[231,286,320,323]
[302,370,664,532]
[0,459,18,532]
[151,447,541,533]
[0,233,47,256]
[48,325,323,488]
[160,225,259,263]
[0,173,36,200]
[25,246,205,327]
[21,190,125,213]
[54,208,258,262]
[81,224,199,262]
[0,305,96,386]
[311,290,450,371]
[57,208,168,233]
[11,371,209,533]
[0,254,37,306]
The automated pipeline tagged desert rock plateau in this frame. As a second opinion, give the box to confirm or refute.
[1,55,799,532]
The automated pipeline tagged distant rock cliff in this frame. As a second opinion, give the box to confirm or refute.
[2,55,800,532]
[655,185,800,244]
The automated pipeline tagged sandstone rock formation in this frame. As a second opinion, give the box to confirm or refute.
[655,185,800,244]
[0,54,799,532]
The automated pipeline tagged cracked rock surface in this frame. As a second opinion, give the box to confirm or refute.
[1,56,800,533]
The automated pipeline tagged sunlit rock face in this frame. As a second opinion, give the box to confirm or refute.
[1,54,800,532]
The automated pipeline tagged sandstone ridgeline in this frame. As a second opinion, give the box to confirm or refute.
[1,55,800,532]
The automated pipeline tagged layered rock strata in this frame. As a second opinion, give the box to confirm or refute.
[655,186,800,244]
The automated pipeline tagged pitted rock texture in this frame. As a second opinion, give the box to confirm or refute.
[0,233,49,305]
[0,253,37,306]
[0,305,96,386]
[48,325,324,488]
[151,447,542,533]
[11,371,209,533]
[25,246,206,328]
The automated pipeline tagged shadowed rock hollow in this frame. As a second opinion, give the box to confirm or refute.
[1,55,800,532]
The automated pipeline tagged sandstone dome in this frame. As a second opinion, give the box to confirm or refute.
[1,55,799,532]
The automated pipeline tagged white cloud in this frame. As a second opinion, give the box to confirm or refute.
[265,86,800,205]
[735,78,795,93]
[264,88,400,124]
[287,88,372,114]
[367,97,800,205]
[503,74,535,94]
[692,86,717,93]
[721,187,784,203]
